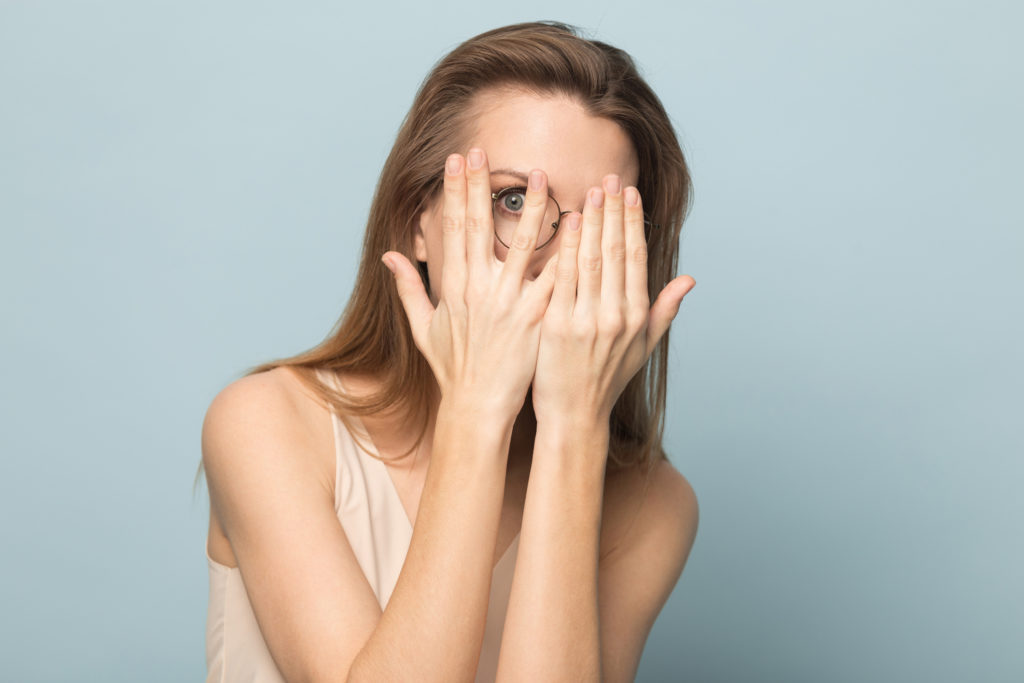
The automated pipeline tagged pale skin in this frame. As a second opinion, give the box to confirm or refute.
[203,89,698,682]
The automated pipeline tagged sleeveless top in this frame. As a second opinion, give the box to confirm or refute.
[205,370,521,682]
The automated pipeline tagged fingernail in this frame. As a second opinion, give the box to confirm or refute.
[529,170,544,191]
[446,154,463,175]
[604,175,620,195]
[467,149,484,170]
[625,187,640,206]
[590,188,605,208]
[381,254,396,273]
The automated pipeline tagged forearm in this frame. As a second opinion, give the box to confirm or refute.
[495,419,609,682]
[347,399,516,682]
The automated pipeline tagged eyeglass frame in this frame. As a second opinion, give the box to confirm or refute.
[489,185,660,251]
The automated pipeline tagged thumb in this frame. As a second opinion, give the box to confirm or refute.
[645,275,695,358]
[382,252,435,341]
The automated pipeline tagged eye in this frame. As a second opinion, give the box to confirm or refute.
[494,187,527,217]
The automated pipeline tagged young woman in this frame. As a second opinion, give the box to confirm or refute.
[201,21,698,683]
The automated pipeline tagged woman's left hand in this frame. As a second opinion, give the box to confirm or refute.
[531,174,696,428]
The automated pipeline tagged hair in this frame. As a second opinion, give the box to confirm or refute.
[194,20,692,494]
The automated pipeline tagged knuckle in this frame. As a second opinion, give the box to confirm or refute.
[581,254,602,272]
[571,318,597,340]
[598,310,624,335]
[631,244,648,264]
[441,215,461,234]
[607,242,626,262]
[625,310,646,334]
[510,230,535,252]
[464,215,487,234]
[556,265,577,283]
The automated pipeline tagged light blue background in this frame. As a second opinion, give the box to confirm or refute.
[2,1,1021,681]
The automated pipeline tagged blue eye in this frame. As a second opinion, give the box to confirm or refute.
[503,193,524,212]
[495,188,526,217]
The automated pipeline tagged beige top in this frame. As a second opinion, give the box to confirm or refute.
[205,372,521,682]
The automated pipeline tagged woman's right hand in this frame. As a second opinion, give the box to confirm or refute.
[382,148,558,418]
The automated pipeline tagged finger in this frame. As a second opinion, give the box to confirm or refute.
[383,251,436,349]
[440,154,467,303]
[498,169,550,293]
[645,275,696,358]
[549,212,581,315]
[574,186,605,319]
[526,250,559,311]
[464,147,497,277]
[599,175,626,311]
[623,186,650,308]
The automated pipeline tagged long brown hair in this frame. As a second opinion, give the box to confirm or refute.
[195,21,692,489]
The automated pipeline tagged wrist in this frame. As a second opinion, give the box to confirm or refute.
[441,384,525,418]
[531,422,610,486]
[436,396,519,442]
[534,411,611,441]
[534,417,610,458]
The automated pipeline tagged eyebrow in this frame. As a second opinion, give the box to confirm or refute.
[489,168,562,204]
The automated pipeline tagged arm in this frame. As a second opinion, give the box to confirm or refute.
[370,148,559,679]
[348,399,517,681]
[495,174,697,680]
[203,371,516,683]
[207,147,558,681]
[495,420,608,681]
[495,429,699,682]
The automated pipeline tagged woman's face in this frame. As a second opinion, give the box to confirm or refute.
[414,88,640,305]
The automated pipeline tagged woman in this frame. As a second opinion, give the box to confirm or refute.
[201,21,698,683]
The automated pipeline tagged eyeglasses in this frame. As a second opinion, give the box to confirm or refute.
[490,187,567,250]
[490,186,660,251]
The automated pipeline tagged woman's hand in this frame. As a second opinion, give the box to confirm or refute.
[383,149,558,418]
[531,174,696,427]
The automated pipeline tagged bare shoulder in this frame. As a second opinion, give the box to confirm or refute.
[643,458,699,534]
[202,366,337,516]
[204,366,331,433]
[201,368,386,680]
[597,457,699,680]
[601,457,699,563]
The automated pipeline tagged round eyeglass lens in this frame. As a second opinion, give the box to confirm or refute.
[492,188,561,249]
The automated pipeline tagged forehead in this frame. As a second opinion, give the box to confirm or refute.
[464,88,639,202]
